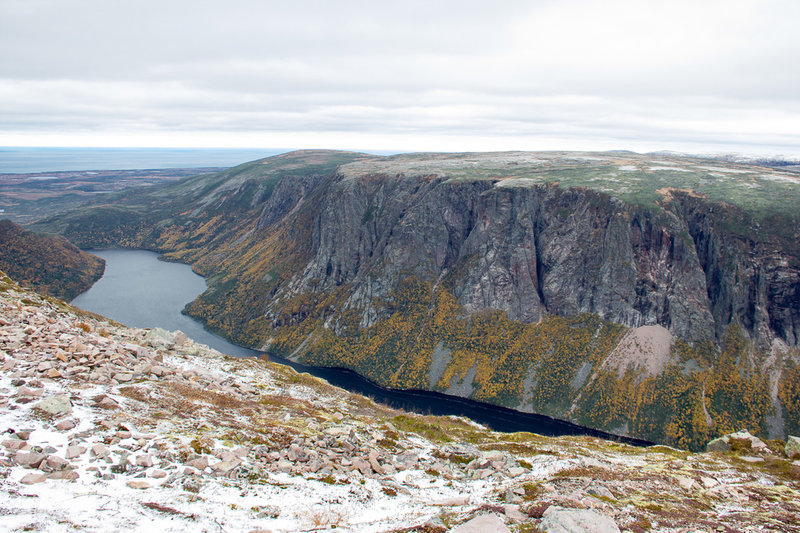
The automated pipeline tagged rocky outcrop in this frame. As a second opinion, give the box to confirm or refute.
[675,194,800,348]
[275,168,791,348]
[706,430,770,453]
[256,171,328,229]
[786,436,800,459]
[0,219,104,300]
[540,507,621,533]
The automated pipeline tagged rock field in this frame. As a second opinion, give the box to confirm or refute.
[1,272,799,532]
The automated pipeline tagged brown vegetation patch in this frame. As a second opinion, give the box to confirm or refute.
[142,501,196,520]
[167,382,256,413]
[524,502,550,519]
[118,386,149,403]
[297,505,350,529]
[625,517,652,533]
[258,393,315,414]
[520,482,543,501]
[479,442,557,456]
[551,465,620,481]
[430,449,472,465]
[656,187,707,202]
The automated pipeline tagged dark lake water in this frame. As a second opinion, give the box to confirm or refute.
[72,249,651,446]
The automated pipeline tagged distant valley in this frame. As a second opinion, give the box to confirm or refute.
[0,167,224,225]
[34,149,800,450]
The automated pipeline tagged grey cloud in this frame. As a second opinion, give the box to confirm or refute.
[1,0,799,154]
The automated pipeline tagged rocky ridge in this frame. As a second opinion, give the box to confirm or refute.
[1,272,800,532]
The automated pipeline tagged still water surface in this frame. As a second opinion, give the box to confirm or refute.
[72,249,651,445]
[71,249,257,357]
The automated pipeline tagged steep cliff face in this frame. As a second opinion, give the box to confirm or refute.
[272,169,782,348]
[675,194,800,348]
[38,150,800,447]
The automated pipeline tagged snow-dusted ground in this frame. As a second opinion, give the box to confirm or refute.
[0,281,546,531]
[2,275,800,532]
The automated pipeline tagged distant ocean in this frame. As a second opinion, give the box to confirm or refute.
[0,147,288,173]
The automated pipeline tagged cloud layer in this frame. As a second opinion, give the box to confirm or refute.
[2,0,799,154]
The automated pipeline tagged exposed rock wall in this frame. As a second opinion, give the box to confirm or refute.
[676,195,800,348]
[272,171,793,348]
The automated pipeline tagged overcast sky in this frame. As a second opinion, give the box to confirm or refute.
[1,0,799,155]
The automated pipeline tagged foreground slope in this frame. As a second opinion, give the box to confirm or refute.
[1,272,800,532]
[0,219,104,300]
[37,150,800,449]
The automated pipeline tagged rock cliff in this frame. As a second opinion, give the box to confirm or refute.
[292,174,720,342]
[37,150,800,448]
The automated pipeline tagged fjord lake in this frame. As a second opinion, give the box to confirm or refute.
[72,249,650,445]
[71,249,257,357]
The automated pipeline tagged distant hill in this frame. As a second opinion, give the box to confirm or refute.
[0,219,104,300]
[0,167,223,225]
[36,149,800,449]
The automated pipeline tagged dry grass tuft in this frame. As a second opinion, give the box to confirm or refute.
[297,504,350,529]
[551,465,620,481]
[118,386,149,403]
[167,382,255,412]
[142,501,196,520]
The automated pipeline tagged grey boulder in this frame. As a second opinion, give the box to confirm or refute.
[32,394,72,418]
[450,513,510,533]
[540,506,620,533]
[786,436,800,459]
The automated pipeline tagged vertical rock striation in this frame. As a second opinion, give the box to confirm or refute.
[273,170,789,348]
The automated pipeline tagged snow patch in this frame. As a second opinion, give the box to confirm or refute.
[760,173,800,183]
[648,166,692,172]
[698,166,753,174]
